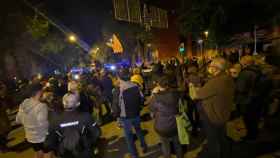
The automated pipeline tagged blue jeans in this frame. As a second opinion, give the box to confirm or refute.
[120,116,147,158]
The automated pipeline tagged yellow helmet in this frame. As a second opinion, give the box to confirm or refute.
[130,74,144,87]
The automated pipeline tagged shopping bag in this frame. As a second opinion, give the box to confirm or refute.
[178,99,192,131]
[101,103,108,116]
[176,114,190,145]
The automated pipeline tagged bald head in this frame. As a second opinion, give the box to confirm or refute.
[210,57,227,71]
[208,57,227,76]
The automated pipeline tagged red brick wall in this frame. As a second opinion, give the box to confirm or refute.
[153,14,180,60]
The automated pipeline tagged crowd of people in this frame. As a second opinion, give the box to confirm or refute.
[0,52,279,158]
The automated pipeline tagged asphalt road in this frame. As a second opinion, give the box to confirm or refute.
[1,107,279,158]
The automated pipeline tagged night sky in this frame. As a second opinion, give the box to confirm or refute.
[43,0,113,44]
[27,0,179,45]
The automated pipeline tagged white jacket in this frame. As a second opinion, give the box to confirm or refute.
[16,98,48,143]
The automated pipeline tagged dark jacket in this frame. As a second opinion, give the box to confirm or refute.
[196,73,235,125]
[150,90,180,137]
[78,91,94,114]
[112,81,143,118]
[100,75,113,102]
[235,65,262,106]
[47,110,101,158]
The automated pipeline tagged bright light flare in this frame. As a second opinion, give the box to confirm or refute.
[69,35,77,42]
[37,73,43,80]
[110,65,116,71]
[73,74,80,80]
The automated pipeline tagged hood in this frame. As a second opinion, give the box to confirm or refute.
[120,80,136,91]
[155,90,179,106]
[20,98,39,114]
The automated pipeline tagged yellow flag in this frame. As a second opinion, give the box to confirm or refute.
[112,34,123,54]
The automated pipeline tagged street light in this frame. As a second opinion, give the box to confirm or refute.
[69,35,77,43]
[198,39,203,58]
[204,31,209,38]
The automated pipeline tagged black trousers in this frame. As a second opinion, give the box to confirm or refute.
[243,107,261,139]
[187,99,200,134]
[198,114,230,158]
[238,102,262,139]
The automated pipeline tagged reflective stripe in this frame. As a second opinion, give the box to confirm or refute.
[92,122,97,127]
[81,126,85,134]
[60,121,79,128]
[55,131,63,137]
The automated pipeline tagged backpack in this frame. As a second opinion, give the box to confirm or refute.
[56,123,88,157]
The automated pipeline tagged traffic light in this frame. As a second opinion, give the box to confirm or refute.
[179,43,185,54]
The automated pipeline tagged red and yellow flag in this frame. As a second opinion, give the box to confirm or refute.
[112,34,123,53]
[106,34,123,54]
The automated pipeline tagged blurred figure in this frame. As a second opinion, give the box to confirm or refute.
[150,76,183,158]
[112,68,147,158]
[0,81,11,153]
[190,58,235,158]
[16,83,50,158]
[229,64,242,79]
[46,93,101,158]
[131,67,144,90]
[68,80,94,114]
[41,91,63,123]
[186,65,203,136]
[236,55,271,140]
[99,69,114,115]
[68,80,80,94]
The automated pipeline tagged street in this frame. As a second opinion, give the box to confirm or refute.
[1,106,280,158]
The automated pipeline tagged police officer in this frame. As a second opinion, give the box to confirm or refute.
[46,92,101,158]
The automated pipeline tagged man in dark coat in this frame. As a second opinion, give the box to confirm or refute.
[46,93,100,158]
[235,55,269,139]
[112,68,147,158]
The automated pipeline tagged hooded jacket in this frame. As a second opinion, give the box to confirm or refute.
[16,98,48,143]
[112,80,143,118]
[150,90,180,137]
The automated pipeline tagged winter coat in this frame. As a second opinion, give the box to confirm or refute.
[16,98,49,143]
[196,73,235,125]
[78,91,94,114]
[150,90,180,137]
[100,75,113,102]
[235,65,262,106]
[112,80,143,118]
[46,109,101,158]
